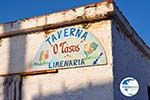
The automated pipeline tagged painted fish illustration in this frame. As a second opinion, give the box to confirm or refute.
[84,42,98,58]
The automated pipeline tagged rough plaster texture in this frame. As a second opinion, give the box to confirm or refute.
[22,65,113,100]
[0,20,114,100]
[0,21,112,74]
[0,1,115,99]
[112,21,150,100]
[0,1,114,35]
[0,33,45,74]
[0,1,149,100]
[21,21,113,100]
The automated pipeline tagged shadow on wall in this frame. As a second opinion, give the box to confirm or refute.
[32,82,113,100]
[2,23,26,100]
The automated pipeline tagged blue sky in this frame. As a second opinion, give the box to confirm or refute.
[0,0,149,46]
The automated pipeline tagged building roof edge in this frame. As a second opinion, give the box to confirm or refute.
[112,2,150,59]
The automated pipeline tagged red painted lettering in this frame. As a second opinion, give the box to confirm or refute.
[53,44,58,54]
[60,41,80,53]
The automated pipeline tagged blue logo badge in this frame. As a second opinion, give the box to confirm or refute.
[120,77,139,97]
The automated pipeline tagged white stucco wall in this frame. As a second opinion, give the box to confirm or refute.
[0,1,115,99]
[112,21,150,100]
[21,20,114,100]
[22,65,113,100]
[0,1,149,100]
[0,20,114,100]
[0,0,114,75]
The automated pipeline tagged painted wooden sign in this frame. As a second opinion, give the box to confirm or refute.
[32,27,107,71]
